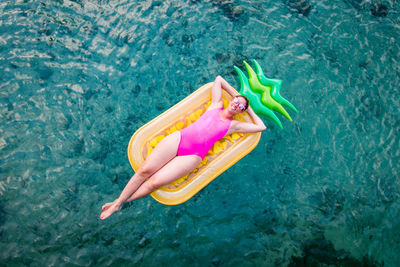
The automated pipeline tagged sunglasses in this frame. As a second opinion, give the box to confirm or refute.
[233,97,246,111]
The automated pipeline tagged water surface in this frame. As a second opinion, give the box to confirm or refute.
[1,0,399,266]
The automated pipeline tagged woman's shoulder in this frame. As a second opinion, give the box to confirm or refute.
[207,101,223,111]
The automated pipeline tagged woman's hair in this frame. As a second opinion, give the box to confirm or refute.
[236,95,249,110]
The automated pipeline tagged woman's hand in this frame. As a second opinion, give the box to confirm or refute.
[245,107,267,131]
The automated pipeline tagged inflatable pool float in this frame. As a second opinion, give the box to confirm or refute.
[127,82,261,205]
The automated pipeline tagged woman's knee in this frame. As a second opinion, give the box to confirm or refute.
[147,179,164,191]
[137,164,155,178]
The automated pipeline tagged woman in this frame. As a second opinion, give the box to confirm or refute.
[100,76,266,220]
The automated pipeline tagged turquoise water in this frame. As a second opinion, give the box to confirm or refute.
[1,0,399,266]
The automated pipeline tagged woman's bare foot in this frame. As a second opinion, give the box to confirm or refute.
[100,202,122,220]
[101,201,115,211]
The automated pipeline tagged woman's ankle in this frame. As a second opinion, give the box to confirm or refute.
[114,199,124,207]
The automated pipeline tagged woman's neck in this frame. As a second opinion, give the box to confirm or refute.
[220,108,233,120]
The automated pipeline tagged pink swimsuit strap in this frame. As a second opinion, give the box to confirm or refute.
[177,108,232,159]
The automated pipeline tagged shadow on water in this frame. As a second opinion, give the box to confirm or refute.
[0,204,6,228]
[370,3,389,17]
[289,237,383,266]
[252,209,279,235]
[286,0,312,16]
[309,188,345,219]
[344,0,390,17]
[355,89,385,122]
[212,0,249,23]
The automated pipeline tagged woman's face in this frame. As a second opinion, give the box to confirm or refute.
[229,96,247,113]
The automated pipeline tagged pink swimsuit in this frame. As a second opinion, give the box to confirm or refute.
[177,108,232,159]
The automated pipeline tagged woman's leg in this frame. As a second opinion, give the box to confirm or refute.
[100,132,181,220]
[126,155,201,202]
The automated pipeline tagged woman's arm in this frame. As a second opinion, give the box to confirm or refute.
[213,76,238,98]
[228,106,267,134]
[209,76,238,109]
